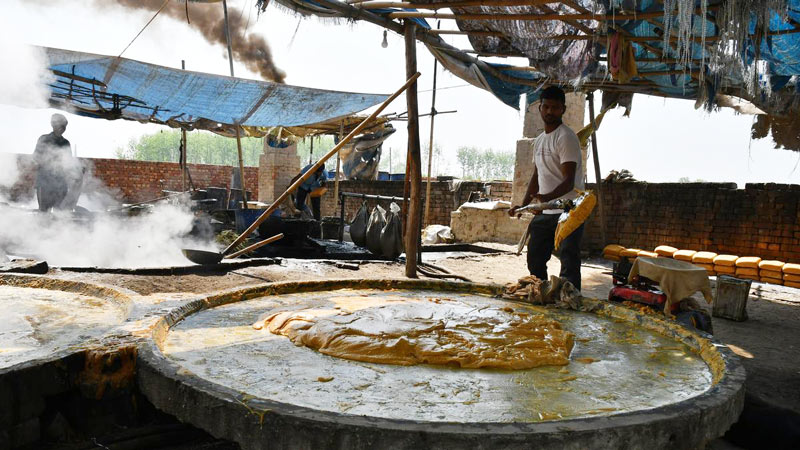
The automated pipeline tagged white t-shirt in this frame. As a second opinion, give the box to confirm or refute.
[533,123,584,214]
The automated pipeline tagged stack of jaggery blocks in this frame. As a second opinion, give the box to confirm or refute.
[602,244,800,288]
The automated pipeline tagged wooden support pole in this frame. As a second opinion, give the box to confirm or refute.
[222,0,248,209]
[423,41,439,227]
[180,60,188,192]
[404,20,422,278]
[350,0,557,8]
[333,121,343,212]
[388,9,717,21]
[587,92,606,247]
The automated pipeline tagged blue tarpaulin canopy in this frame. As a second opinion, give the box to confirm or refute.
[42,46,389,136]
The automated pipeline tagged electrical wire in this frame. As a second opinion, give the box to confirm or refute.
[118,0,171,58]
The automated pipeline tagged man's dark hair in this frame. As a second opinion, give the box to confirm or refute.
[540,86,566,104]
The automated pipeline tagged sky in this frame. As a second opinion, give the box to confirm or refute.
[1,0,798,187]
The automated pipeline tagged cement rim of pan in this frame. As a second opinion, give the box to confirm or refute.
[0,274,135,375]
[137,279,746,449]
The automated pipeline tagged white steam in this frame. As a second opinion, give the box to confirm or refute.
[0,30,53,109]
[0,201,214,268]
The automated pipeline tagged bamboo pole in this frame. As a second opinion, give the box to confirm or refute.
[222,73,421,255]
[350,0,557,8]
[587,92,606,247]
[428,30,504,37]
[222,0,249,209]
[387,10,703,21]
[423,37,439,227]
[404,21,422,278]
[181,60,187,192]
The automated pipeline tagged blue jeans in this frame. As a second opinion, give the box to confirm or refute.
[526,213,584,291]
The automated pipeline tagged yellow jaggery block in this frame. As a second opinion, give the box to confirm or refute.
[758,260,785,271]
[692,251,718,264]
[760,270,783,280]
[785,280,800,289]
[713,254,739,267]
[603,244,625,257]
[619,248,642,258]
[784,273,800,282]
[760,277,783,286]
[654,245,678,257]
[637,250,659,258]
[714,265,735,274]
[735,267,759,277]
[735,256,762,268]
[783,263,800,275]
[603,253,621,262]
[696,263,715,273]
[673,249,697,261]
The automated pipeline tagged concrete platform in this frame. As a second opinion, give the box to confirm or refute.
[137,279,746,450]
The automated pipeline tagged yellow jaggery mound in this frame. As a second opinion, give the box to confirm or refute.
[253,296,574,370]
[696,263,715,274]
[713,255,738,267]
[673,249,697,261]
[759,260,785,271]
[637,250,659,258]
[783,263,800,275]
[654,245,678,257]
[692,251,717,264]
[786,281,800,289]
[736,256,762,268]
[761,277,783,286]
[735,267,759,277]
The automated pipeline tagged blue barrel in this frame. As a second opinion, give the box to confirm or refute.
[389,173,405,181]
[378,171,390,181]
[326,170,336,180]
[235,208,281,234]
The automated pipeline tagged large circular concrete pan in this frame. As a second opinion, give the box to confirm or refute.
[0,274,133,372]
[138,279,745,450]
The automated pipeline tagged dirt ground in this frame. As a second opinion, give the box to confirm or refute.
[49,244,800,416]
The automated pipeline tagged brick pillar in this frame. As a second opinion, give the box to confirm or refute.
[258,140,300,203]
[513,92,587,206]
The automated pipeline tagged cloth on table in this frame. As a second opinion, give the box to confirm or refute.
[628,257,712,316]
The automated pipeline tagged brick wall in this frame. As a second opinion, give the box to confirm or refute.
[582,182,800,263]
[3,154,259,203]
[319,180,513,227]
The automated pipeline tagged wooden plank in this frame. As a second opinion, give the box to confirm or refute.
[404,21,422,278]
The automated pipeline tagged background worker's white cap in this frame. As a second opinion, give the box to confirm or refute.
[51,113,68,127]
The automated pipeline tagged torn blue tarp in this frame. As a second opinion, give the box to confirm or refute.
[40,46,388,136]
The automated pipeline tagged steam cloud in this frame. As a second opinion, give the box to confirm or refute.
[112,0,286,83]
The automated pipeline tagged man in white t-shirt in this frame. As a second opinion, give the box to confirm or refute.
[509,86,585,290]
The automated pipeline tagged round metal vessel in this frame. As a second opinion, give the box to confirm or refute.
[138,279,745,450]
[0,274,133,371]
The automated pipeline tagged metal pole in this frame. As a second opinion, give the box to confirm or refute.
[222,0,248,209]
[587,92,607,245]
[423,26,439,227]
[404,21,422,278]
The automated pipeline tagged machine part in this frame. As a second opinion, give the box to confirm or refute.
[182,234,284,265]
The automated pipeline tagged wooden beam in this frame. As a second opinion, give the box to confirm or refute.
[428,29,504,37]
[350,0,557,8]
[404,20,422,278]
[587,92,606,247]
[388,8,717,21]
[423,43,439,227]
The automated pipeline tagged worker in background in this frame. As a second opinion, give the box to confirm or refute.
[291,163,327,220]
[33,113,76,212]
[509,86,585,290]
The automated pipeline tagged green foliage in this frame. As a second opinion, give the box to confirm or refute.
[456,146,514,181]
[116,129,336,170]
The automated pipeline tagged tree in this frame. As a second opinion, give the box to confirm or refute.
[116,129,335,170]
[456,146,514,180]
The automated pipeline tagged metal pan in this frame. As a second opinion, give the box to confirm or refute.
[182,233,284,265]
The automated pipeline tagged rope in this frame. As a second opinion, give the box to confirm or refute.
[118,0,171,58]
